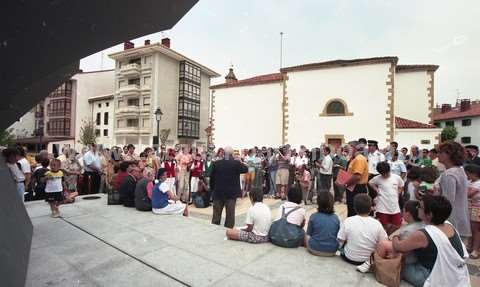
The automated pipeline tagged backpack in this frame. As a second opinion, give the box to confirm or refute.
[268,206,305,248]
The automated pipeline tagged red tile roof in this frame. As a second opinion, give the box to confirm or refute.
[395,116,438,129]
[433,103,480,121]
[210,73,283,89]
[396,65,439,72]
[280,56,399,73]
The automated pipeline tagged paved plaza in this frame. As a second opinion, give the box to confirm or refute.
[25,195,480,286]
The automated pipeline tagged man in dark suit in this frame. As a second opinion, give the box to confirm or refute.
[119,167,142,207]
[210,146,248,228]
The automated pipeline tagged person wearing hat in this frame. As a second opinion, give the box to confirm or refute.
[342,141,369,217]
[466,145,480,166]
[367,140,385,196]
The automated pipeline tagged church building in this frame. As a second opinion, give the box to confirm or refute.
[210,56,441,149]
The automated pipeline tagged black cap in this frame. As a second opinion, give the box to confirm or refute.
[367,140,378,146]
[358,138,367,144]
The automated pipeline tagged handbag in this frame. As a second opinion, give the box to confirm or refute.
[268,206,305,248]
[371,251,403,287]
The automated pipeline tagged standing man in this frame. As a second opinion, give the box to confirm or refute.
[385,141,402,161]
[175,146,192,203]
[210,146,248,228]
[83,143,102,194]
[332,146,348,203]
[343,141,369,217]
[317,146,333,194]
[367,140,385,199]
[275,146,291,200]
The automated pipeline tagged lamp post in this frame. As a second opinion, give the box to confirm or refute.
[154,107,163,150]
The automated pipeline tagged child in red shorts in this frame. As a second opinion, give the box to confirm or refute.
[369,161,405,235]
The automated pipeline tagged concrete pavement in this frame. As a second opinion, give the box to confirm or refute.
[26,194,412,287]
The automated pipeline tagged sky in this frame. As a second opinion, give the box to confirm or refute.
[80,0,480,105]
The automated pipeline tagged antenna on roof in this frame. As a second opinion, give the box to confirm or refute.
[280,32,284,70]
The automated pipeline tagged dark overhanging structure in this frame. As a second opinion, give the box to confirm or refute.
[0,1,198,286]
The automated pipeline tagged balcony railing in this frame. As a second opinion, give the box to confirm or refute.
[114,127,150,135]
[120,63,140,77]
[118,84,140,96]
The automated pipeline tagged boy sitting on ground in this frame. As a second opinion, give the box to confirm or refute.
[152,168,187,216]
[337,193,388,273]
[226,187,271,243]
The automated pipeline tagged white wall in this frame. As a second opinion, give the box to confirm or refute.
[8,109,35,138]
[395,71,431,124]
[73,70,115,150]
[90,98,114,148]
[286,63,391,148]
[394,129,441,149]
[436,117,480,145]
[213,82,284,149]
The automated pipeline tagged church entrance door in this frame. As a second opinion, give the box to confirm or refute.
[327,138,342,149]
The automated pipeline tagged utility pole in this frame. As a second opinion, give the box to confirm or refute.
[280,32,284,69]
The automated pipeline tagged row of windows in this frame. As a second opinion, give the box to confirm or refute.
[178,118,200,138]
[96,112,109,125]
[179,81,201,102]
[48,99,71,116]
[180,61,201,84]
[442,119,472,127]
[95,129,109,137]
[178,101,200,120]
[97,102,110,108]
[49,81,73,98]
[117,97,150,108]
[47,119,71,136]
[117,118,150,128]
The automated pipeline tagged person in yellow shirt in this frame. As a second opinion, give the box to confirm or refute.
[344,141,369,217]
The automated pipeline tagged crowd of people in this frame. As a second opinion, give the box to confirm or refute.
[3,138,480,286]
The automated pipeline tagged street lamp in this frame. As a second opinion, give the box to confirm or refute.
[154,107,163,149]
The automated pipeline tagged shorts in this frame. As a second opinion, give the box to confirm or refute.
[244,172,255,182]
[45,192,64,202]
[376,212,402,226]
[238,230,269,243]
[276,168,289,185]
[470,206,480,222]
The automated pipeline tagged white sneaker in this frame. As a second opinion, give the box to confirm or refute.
[356,261,371,273]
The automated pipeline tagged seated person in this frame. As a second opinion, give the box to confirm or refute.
[305,191,340,256]
[376,200,425,262]
[226,187,271,243]
[392,195,469,287]
[337,193,388,273]
[152,168,187,216]
[193,175,211,208]
[119,167,142,207]
[135,167,154,211]
[275,186,305,227]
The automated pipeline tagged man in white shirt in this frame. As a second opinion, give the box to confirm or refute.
[367,140,385,198]
[293,150,309,168]
[3,148,26,202]
[17,146,31,193]
[317,146,333,194]
[83,143,102,194]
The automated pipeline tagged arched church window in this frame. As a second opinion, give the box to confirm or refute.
[326,101,345,115]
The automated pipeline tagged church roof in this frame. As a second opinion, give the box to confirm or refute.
[395,116,438,129]
[396,65,439,72]
[211,73,283,89]
[280,56,399,73]
[225,68,237,81]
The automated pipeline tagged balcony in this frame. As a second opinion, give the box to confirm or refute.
[116,105,150,117]
[140,84,150,91]
[118,84,140,97]
[114,127,150,135]
[141,62,152,72]
[119,63,140,78]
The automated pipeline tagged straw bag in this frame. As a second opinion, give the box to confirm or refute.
[371,251,403,287]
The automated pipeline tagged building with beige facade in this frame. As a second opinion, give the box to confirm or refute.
[211,57,441,150]
[108,38,219,151]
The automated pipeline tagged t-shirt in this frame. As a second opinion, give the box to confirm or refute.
[245,202,272,236]
[368,151,386,175]
[7,162,25,182]
[17,158,31,175]
[388,160,406,177]
[369,174,404,214]
[45,170,64,193]
[347,154,369,184]
[469,179,480,208]
[245,155,260,173]
[307,212,340,253]
[406,181,417,201]
[152,181,169,209]
[83,151,101,172]
[275,201,305,226]
[320,155,333,175]
[337,215,388,262]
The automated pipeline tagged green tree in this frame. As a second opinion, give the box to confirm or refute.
[78,120,97,146]
[0,128,16,147]
[441,126,458,142]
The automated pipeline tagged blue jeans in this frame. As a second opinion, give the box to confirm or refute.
[269,170,277,196]
[17,182,25,202]
[402,262,430,287]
